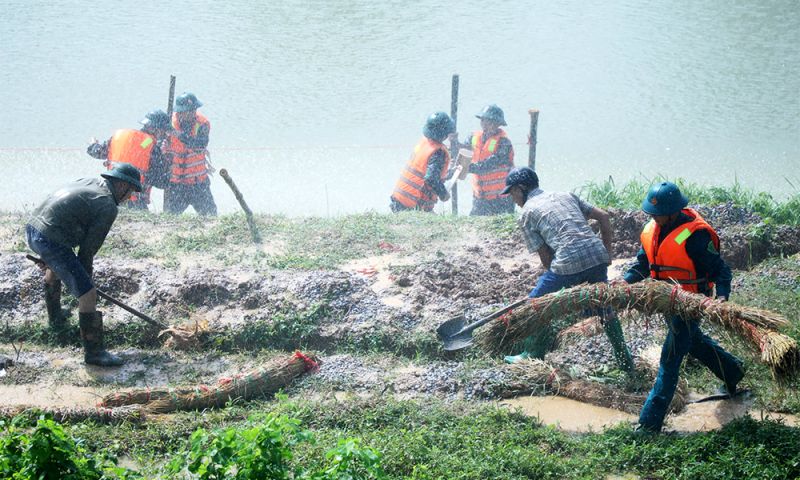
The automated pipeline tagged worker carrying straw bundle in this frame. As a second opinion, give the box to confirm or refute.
[477,182,798,434]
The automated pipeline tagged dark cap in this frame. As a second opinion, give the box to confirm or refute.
[501,167,539,195]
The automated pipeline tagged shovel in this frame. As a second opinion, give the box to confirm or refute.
[437,298,528,351]
[25,254,167,330]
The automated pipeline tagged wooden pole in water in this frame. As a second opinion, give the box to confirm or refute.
[528,108,539,170]
[219,169,262,244]
[167,75,176,117]
[450,74,459,215]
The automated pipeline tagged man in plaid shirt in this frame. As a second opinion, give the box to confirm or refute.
[502,167,634,372]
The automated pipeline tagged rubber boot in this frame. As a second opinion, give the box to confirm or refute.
[601,313,635,373]
[504,331,552,364]
[44,280,67,329]
[79,311,123,367]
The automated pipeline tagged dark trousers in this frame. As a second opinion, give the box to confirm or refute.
[164,180,217,216]
[639,314,743,431]
[521,264,633,371]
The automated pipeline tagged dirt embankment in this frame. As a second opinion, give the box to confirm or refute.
[0,205,798,430]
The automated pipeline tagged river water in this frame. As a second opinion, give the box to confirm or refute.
[1,1,798,215]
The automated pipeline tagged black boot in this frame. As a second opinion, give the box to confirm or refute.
[44,280,66,329]
[79,311,123,367]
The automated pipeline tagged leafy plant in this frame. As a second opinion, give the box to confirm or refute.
[164,414,309,479]
[305,439,386,480]
[0,416,134,479]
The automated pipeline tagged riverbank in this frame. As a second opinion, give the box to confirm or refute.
[0,196,799,478]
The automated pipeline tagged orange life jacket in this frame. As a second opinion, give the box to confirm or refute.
[470,129,514,200]
[392,137,451,211]
[167,112,210,184]
[107,129,154,203]
[640,208,720,293]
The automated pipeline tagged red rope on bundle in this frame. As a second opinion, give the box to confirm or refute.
[669,285,680,309]
[545,368,558,386]
[294,351,319,372]
[499,312,511,328]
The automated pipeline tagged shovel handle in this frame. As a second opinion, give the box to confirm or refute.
[457,298,528,335]
[25,254,167,330]
[95,290,167,330]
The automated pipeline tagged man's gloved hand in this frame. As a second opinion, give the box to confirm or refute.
[439,190,450,202]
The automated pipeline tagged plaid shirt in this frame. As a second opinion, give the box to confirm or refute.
[519,188,610,275]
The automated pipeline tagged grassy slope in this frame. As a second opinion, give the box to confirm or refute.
[2,180,800,479]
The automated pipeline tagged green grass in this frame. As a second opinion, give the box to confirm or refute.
[580,176,800,225]
[98,211,492,271]
[8,397,800,479]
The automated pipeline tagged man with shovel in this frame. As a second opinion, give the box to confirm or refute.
[25,163,143,367]
[501,167,634,373]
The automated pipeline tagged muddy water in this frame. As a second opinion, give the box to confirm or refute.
[503,396,637,432]
[504,393,800,433]
[2,384,105,408]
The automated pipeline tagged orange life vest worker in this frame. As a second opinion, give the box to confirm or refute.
[640,208,720,293]
[470,129,514,200]
[168,112,210,184]
[392,137,451,211]
[107,129,154,203]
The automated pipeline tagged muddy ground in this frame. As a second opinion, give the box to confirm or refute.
[0,204,799,432]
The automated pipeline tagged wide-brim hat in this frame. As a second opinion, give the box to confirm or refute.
[101,163,143,192]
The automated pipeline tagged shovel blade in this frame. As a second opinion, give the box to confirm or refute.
[436,315,467,340]
[441,331,474,351]
[437,315,476,351]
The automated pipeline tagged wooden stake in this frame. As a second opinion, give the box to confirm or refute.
[528,108,539,170]
[450,74,459,215]
[167,75,176,117]
[219,169,262,243]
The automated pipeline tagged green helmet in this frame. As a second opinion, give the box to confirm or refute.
[475,104,507,126]
[140,109,171,131]
[175,92,203,112]
[101,163,143,192]
[642,182,688,216]
[422,112,455,142]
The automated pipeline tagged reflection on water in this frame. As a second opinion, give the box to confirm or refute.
[1,1,798,215]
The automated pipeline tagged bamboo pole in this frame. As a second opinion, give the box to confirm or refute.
[450,74,459,215]
[166,75,176,117]
[528,108,539,169]
[219,169,262,243]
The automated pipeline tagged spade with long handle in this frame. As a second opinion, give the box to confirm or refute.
[436,298,528,351]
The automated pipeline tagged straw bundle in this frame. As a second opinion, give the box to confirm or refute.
[475,280,798,381]
[502,359,686,415]
[0,404,145,424]
[99,351,319,414]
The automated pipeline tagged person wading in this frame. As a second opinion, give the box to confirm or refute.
[390,112,455,212]
[164,92,218,216]
[452,104,515,215]
[502,167,634,373]
[26,163,143,367]
[88,110,172,210]
[625,182,744,433]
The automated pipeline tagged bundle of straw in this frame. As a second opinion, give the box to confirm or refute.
[0,404,145,424]
[99,352,319,414]
[475,280,798,382]
[502,359,686,415]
